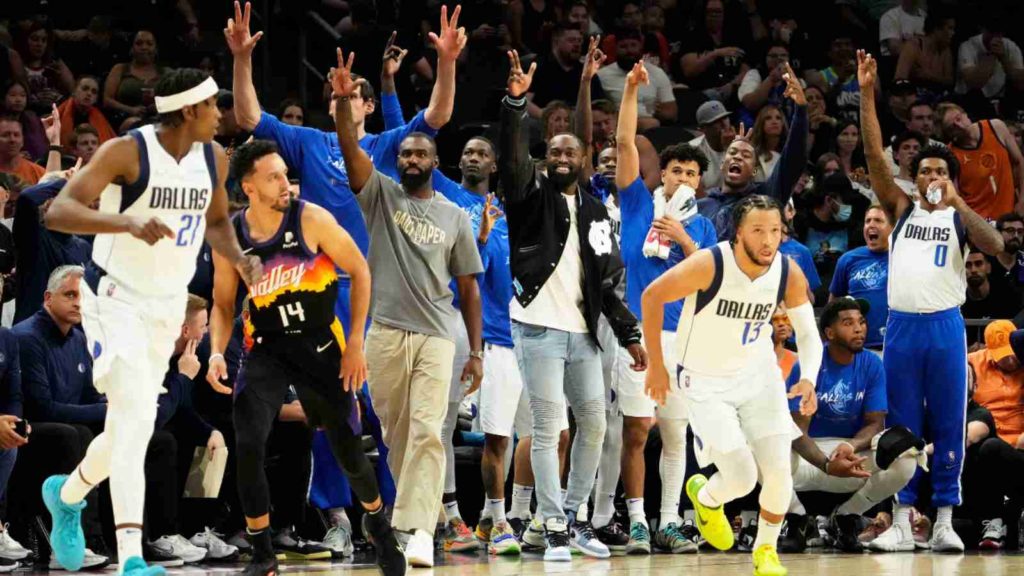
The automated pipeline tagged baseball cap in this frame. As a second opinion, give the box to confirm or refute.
[819,296,870,332]
[696,100,731,126]
[985,320,1016,362]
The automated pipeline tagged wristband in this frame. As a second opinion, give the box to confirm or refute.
[209,353,225,362]
[49,145,62,152]
[469,350,485,360]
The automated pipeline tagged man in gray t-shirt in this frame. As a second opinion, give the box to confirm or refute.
[357,170,482,340]
[333,49,484,555]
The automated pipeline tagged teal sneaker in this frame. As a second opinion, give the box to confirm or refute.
[42,475,86,571]
[122,556,167,576]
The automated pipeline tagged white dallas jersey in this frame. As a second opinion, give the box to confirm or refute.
[91,125,212,297]
[888,203,966,313]
[675,241,789,377]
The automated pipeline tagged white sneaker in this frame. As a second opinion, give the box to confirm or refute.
[979,518,1006,550]
[151,534,208,564]
[929,523,965,553]
[0,524,30,560]
[867,522,915,552]
[322,524,354,558]
[49,547,109,570]
[190,528,239,561]
[404,529,434,568]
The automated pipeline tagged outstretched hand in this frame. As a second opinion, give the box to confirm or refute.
[506,50,537,98]
[856,49,877,91]
[734,121,751,142]
[428,4,467,62]
[224,1,264,56]
[329,48,357,99]
[581,35,606,81]
[626,60,649,87]
[781,62,806,106]
[382,31,409,78]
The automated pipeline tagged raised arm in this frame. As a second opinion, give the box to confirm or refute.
[990,118,1024,215]
[204,143,263,287]
[858,50,911,220]
[225,1,265,132]
[331,49,374,193]
[576,36,604,180]
[764,62,808,206]
[615,61,648,189]
[423,5,467,130]
[380,31,409,130]
[498,50,538,205]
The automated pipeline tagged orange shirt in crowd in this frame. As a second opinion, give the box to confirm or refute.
[969,348,1024,446]
[0,157,44,187]
[950,120,1016,220]
[778,348,798,382]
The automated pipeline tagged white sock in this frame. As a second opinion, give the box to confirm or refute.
[116,527,143,569]
[591,493,616,529]
[894,504,912,530]
[936,506,953,527]
[60,467,93,505]
[561,488,568,509]
[578,500,589,521]
[697,486,722,509]
[660,511,680,528]
[487,499,506,525]
[752,515,782,550]
[444,498,462,521]
[626,498,647,527]
[329,507,350,529]
[509,484,533,519]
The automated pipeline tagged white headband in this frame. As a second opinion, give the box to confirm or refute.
[154,77,219,113]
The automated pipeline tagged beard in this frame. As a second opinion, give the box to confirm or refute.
[617,56,640,72]
[966,275,985,288]
[400,168,431,190]
[547,165,580,189]
[1006,238,1022,253]
[740,238,774,266]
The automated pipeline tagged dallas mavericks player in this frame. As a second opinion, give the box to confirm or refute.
[858,50,1004,552]
[643,195,823,576]
[41,69,262,576]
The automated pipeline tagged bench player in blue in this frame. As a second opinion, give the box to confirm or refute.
[858,50,1005,552]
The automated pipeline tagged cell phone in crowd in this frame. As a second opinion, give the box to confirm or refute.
[13,419,27,438]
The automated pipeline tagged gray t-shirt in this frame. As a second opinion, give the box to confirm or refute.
[358,170,483,340]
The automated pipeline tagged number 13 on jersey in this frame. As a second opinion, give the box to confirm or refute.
[741,321,764,345]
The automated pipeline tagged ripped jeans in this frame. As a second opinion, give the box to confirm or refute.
[513,321,606,523]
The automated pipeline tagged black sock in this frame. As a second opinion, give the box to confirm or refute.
[247,528,275,560]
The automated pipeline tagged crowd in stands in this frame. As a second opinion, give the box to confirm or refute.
[1,0,1024,568]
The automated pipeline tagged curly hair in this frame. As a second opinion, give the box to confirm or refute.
[659,143,709,173]
[910,143,960,183]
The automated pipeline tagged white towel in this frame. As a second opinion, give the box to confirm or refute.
[642,185,698,260]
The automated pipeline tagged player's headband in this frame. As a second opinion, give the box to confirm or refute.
[154,77,219,113]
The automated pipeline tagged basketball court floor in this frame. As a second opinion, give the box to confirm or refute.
[53,549,1021,576]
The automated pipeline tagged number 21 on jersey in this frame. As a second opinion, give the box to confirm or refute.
[176,214,203,247]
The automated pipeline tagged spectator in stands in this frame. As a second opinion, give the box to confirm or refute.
[679,0,751,103]
[0,310,28,568]
[565,0,600,36]
[780,200,823,301]
[688,100,735,192]
[56,76,116,152]
[883,100,939,177]
[2,80,46,161]
[13,22,73,115]
[991,213,1024,286]
[938,102,1024,219]
[586,98,661,192]
[877,0,924,58]
[788,298,913,553]
[772,305,797,380]
[894,11,955,94]
[970,320,1024,449]
[278,99,306,127]
[962,252,1020,345]
[9,266,109,569]
[597,28,676,131]
[0,113,61,187]
[806,84,838,162]
[12,170,90,324]
[214,91,250,154]
[830,205,892,355]
[889,130,926,198]
[527,23,604,119]
[806,32,865,124]
[600,2,670,71]
[833,120,869,187]
[750,104,787,182]
[738,41,792,126]
[507,0,555,55]
[697,65,808,240]
[53,16,128,80]
[793,173,867,260]
[70,124,100,165]
[955,17,1024,108]
[103,30,167,124]
[531,100,572,159]
[878,79,917,143]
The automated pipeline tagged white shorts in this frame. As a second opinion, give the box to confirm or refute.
[449,319,472,403]
[792,437,877,493]
[81,272,184,394]
[607,330,687,420]
[682,364,801,467]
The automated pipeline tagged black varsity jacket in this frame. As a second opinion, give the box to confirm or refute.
[498,95,640,348]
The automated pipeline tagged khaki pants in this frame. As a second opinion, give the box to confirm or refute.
[365,321,455,534]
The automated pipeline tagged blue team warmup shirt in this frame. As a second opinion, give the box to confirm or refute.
[779,238,822,292]
[619,177,717,331]
[788,345,887,438]
[830,246,889,348]
[434,171,514,348]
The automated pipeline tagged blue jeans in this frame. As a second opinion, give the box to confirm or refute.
[0,447,15,501]
[513,322,605,522]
